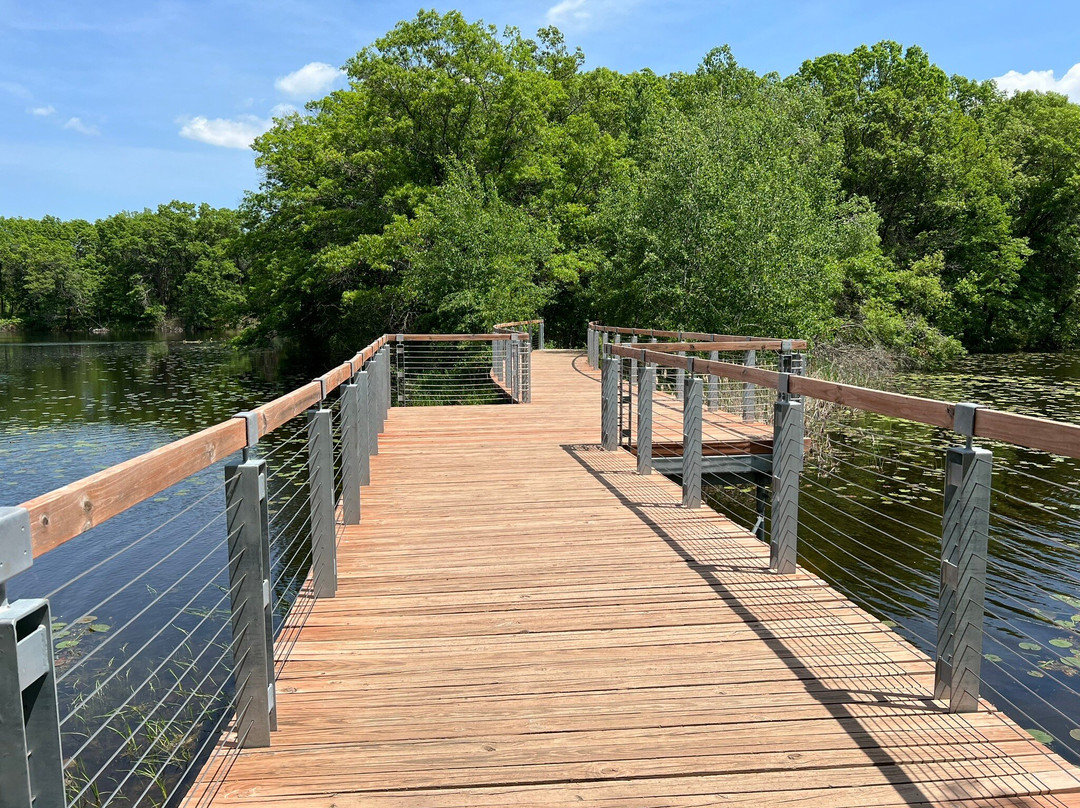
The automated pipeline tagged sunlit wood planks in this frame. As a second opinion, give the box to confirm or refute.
[184,349,1080,808]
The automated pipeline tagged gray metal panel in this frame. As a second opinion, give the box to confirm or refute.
[340,384,361,525]
[936,445,992,713]
[356,370,371,485]
[652,454,772,477]
[637,365,654,476]
[676,351,685,401]
[0,598,65,808]
[601,356,618,451]
[682,377,702,509]
[223,459,276,747]
[307,409,338,598]
[538,321,545,351]
[770,399,803,574]
[0,507,32,588]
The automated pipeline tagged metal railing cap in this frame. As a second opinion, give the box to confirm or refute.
[953,402,983,438]
[0,506,33,586]
[232,411,259,448]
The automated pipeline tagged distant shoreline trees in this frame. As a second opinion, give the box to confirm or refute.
[5,12,1080,368]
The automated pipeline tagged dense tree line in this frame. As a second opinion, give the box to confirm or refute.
[0,203,245,332]
[8,13,1080,366]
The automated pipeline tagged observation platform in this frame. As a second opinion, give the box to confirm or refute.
[186,350,1080,807]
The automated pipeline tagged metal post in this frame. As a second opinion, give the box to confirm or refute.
[936,416,991,713]
[707,349,719,412]
[223,459,276,747]
[307,409,338,598]
[355,370,371,485]
[492,337,500,380]
[676,351,686,401]
[368,357,381,457]
[630,335,638,386]
[770,374,803,575]
[504,336,512,389]
[637,363,654,476]
[340,383,361,525]
[601,352,618,450]
[395,335,405,408]
[510,335,520,403]
[742,349,757,421]
[0,507,66,808]
[538,321,545,351]
[522,338,532,403]
[682,373,702,508]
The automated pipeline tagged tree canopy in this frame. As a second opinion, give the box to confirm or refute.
[8,12,1080,368]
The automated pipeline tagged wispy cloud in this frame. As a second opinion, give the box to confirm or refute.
[177,114,272,149]
[274,62,341,97]
[546,0,638,31]
[30,105,55,116]
[993,63,1080,102]
[0,81,31,98]
[63,117,100,136]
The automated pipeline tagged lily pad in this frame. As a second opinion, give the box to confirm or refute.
[1071,729,1080,742]
[1019,641,1041,651]
[88,624,110,633]
[1027,669,1045,678]
[1026,729,1054,745]
[1050,638,1073,648]
[984,653,1003,663]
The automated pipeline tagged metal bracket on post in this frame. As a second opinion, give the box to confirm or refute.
[224,458,276,747]
[307,409,338,598]
[601,350,618,450]
[313,377,326,404]
[356,370,372,485]
[637,365,654,476]
[1,506,66,808]
[936,443,992,713]
[682,377,703,508]
[339,382,361,525]
[770,394,804,574]
[232,411,259,462]
[952,402,982,447]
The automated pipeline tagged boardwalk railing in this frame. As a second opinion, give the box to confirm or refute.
[495,319,545,351]
[597,321,1080,750]
[0,330,534,808]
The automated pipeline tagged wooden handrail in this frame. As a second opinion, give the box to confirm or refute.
[607,343,1080,460]
[639,340,801,352]
[494,319,543,329]
[589,321,808,349]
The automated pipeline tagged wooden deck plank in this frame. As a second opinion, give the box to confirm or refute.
[184,350,1080,808]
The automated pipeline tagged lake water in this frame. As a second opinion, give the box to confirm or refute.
[0,335,322,806]
[3,337,1080,804]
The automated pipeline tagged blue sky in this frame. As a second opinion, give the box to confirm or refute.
[2,0,1078,221]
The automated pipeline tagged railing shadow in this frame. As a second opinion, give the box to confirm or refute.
[560,443,1053,805]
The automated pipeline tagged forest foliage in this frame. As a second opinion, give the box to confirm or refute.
[5,11,1080,366]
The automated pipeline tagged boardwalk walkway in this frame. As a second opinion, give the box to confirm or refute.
[188,350,1080,807]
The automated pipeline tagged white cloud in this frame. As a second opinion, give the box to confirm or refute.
[274,62,341,98]
[63,117,100,135]
[992,63,1080,102]
[177,114,272,149]
[270,103,298,117]
[547,0,591,26]
[546,0,636,31]
[30,105,55,116]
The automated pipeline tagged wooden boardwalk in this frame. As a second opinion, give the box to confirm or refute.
[187,350,1080,807]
